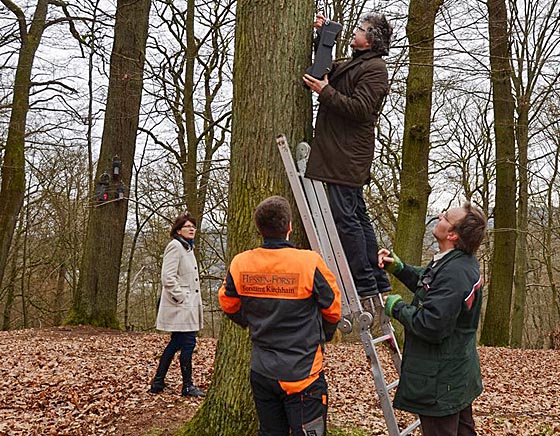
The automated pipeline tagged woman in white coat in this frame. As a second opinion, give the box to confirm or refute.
[149,213,205,397]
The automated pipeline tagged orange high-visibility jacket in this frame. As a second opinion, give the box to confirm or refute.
[219,239,341,394]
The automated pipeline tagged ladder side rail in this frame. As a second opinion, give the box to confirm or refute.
[293,142,364,318]
[299,175,353,319]
[276,136,323,255]
[370,295,422,435]
[360,330,402,436]
[372,294,403,371]
[277,136,351,319]
[311,177,364,316]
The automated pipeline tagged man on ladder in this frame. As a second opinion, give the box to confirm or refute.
[303,11,393,299]
[291,11,423,436]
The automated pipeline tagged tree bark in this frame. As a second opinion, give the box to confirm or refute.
[480,0,517,346]
[68,0,151,328]
[511,103,528,348]
[179,0,314,434]
[53,263,67,326]
[0,0,48,289]
[393,0,442,279]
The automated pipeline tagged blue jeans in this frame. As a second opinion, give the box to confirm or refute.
[153,331,197,388]
[327,183,391,295]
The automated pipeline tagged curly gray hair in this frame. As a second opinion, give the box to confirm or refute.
[359,13,393,55]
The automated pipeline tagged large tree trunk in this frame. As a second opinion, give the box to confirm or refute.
[480,0,517,346]
[179,0,314,434]
[0,0,48,289]
[67,0,150,328]
[393,0,442,279]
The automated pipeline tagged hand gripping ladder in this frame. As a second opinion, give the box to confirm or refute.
[276,135,421,436]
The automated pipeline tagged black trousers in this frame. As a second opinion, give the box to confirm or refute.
[419,405,476,436]
[250,370,328,436]
[327,183,391,295]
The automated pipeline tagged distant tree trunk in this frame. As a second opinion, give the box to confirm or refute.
[480,0,517,346]
[511,103,528,348]
[508,0,560,347]
[68,0,151,328]
[544,139,560,321]
[183,0,198,218]
[1,219,23,330]
[0,0,48,289]
[393,0,442,273]
[1,279,15,330]
[53,263,67,326]
[178,0,314,434]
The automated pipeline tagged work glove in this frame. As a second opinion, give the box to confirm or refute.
[384,294,403,318]
[384,251,404,274]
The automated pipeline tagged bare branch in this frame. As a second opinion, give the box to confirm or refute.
[1,0,28,43]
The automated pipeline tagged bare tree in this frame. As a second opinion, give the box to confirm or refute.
[0,0,79,292]
[509,0,560,347]
[69,0,150,327]
[480,0,517,346]
[142,0,234,227]
[392,0,443,285]
[179,0,314,433]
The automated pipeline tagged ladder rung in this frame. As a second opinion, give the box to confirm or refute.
[400,419,422,436]
[386,379,399,390]
[372,334,393,345]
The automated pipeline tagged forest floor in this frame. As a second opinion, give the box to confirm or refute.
[1,326,559,436]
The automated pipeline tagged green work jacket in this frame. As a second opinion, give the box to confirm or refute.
[391,249,483,416]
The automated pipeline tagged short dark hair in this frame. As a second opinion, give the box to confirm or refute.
[454,202,487,255]
[170,213,197,238]
[254,196,291,239]
[360,13,393,55]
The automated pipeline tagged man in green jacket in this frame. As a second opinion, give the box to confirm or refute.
[378,202,487,436]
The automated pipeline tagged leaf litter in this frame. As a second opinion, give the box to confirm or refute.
[0,326,558,435]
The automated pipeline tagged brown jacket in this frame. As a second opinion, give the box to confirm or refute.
[305,51,389,187]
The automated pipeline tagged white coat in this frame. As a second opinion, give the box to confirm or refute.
[156,238,203,332]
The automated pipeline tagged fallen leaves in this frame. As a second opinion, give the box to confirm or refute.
[0,326,559,435]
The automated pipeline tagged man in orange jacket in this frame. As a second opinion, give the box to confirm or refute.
[219,195,342,436]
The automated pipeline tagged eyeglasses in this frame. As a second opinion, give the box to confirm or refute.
[356,26,367,33]
[182,225,197,230]
[442,211,457,228]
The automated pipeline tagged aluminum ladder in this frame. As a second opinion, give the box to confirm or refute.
[276,135,421,436]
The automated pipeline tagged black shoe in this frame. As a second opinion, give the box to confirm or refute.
[182,385,206,397]
[357,289,379,298]
[149,382,166,393]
